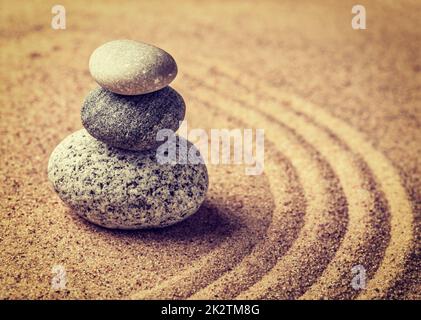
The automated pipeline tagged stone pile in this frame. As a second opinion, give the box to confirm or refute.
[48,40,208,229]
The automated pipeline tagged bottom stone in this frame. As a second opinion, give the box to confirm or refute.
[47,129,208,229]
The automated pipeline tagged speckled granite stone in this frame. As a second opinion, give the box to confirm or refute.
[89,39,177,95]
[81,86,186,151]
[47,129,208,229]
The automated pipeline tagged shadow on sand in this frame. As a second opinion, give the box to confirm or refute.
[68,198,241,244]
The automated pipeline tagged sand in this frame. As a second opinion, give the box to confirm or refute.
[0,0,420,299]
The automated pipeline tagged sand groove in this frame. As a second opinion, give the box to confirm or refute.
[188,96,348,299]
[184,71,385,299]
[174,12,416,298]
[131,95,340,299]
[131,102,307,299]
[185,61,393,298]
[185,60,413,299]
[131,57,414,299]
[132,73,350,299]
[218,65,413,299]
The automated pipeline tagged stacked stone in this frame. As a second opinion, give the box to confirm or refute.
[48,40,208,230]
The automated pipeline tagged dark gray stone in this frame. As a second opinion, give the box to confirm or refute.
[47,129,208,230]
[81,86,185,151]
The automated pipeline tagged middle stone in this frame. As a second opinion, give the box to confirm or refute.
[81,86,185,151]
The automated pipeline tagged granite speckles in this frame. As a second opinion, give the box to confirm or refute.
[48,130,208,229]
[89,40,177,95]
[81,86,185,151]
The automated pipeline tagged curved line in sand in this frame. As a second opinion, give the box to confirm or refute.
[130,202,272,299]
[130,103,308,299]
[204,63,413,299]
[132,56,413,299]
[188,94,347,299]
[163,12,414,298]
[183,70,381,299]
[184,62,391,299]
[133,67,350,299]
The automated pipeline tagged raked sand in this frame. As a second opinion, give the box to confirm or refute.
[0,0,420,299]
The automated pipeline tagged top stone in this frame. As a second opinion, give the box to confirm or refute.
[89,40,177,95]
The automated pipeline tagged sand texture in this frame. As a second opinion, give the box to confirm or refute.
[0,0,420,299]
